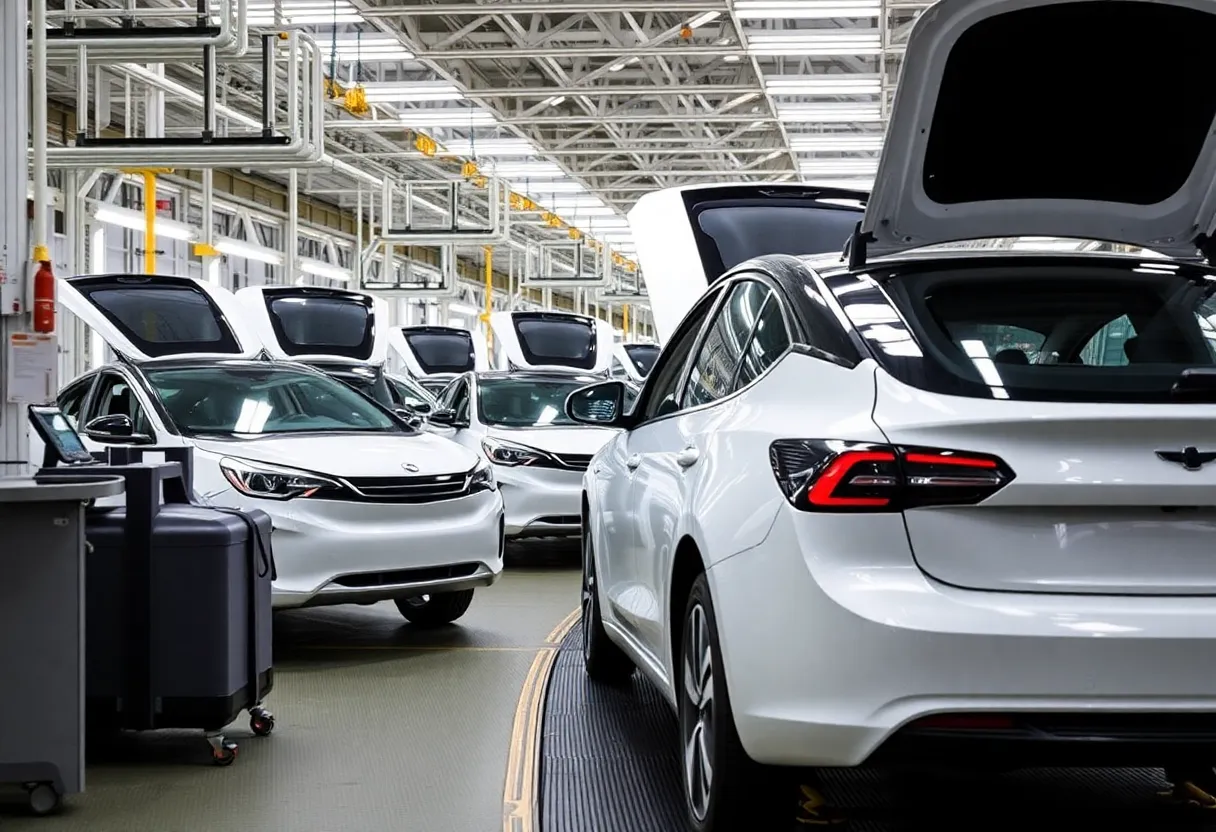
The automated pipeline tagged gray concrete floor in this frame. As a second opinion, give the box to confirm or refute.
[0,543,581,832]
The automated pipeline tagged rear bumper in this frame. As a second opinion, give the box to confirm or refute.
[497,464,584,538]
[707,507,1216,769]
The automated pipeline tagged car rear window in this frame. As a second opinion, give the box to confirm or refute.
[826,262,1216,403]
[83,284,240,357]
[404,330,475,374]
[513,315,597,370]
[264,292,375,361]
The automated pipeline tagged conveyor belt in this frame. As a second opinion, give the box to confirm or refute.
[539,623,1216,831]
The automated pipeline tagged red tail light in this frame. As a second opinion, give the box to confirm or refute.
[768,440,1014,512]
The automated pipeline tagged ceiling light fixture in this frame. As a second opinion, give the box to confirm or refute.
[93,206,197,241]
[735,0,882,18]
[776,103,884,123]
[745,30,882,56]
[764,74,883,95]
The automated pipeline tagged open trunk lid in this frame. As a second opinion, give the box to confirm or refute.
[489,310,614,373]
[236,285,390,366]
[860,0,1216,264]
[627,184,867,342]
[391,325,487,377]
[58,274,263,362]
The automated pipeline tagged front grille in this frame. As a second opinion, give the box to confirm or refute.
[334,472,471,503]
[550,453,594,471]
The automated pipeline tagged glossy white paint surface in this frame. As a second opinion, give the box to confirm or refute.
[489,310,615,373]
[235,285,392,366]
[585,348,1216,768]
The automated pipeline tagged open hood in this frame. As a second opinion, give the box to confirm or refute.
[612,342,660,382]
[859,0,1216,263]
[390,325,488,378]
[489,310,614,374]
[236,285,390,366]
[58,274,263,362]
[627,184,868,342]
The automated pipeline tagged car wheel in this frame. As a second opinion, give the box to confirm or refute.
[581,523,635,683]
[680,573,787,831]
[394,589,474,627]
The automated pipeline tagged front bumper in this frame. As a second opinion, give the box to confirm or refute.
[496,464,584,538]
[707,507,1216,769]
[219,486,505,609]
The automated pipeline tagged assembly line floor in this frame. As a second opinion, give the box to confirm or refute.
[539,622,1216,832]
[0,542,581,832]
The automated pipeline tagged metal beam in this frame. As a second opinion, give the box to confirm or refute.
[395,84,760,97]
[362,1,726,15]
[414,44,746,59]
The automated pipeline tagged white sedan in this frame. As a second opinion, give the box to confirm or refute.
[571,0,1216,827]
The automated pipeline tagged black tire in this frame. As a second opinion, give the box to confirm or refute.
[679,573,789,831]
[581,524,635,683]
[394,589,475,627]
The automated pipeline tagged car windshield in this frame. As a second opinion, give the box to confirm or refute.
[388,376,437,409]
[828,263,1216,403]
[477,377,594,427]
[143,365,404,436]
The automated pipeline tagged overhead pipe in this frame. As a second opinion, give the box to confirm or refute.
[46,30,323,167]
[44,0,249,61]
[380,178,512,245]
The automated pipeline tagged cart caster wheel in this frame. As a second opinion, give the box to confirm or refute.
[26,782,62,816]
[249,708,275,737]
[207,736,238,766]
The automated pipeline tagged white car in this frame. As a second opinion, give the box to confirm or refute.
[570,0,1216,827]
[610,342,661,383]
[391,324,489,388]
[434,370,624,540]
[56,274,505,626]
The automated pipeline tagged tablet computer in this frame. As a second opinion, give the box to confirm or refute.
[28,404,96,466]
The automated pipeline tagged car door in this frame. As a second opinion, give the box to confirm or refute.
[437,376,473,448]
[623,278,772,657]
[599,286,725,646]
[77,369,167,453]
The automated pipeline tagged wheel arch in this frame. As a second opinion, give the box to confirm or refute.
[667,535,706,684]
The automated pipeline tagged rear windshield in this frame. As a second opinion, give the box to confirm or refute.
[512,315,597,370]
[684,189,864,282]
[404,330,475,374]
[827,262,1216,404]
[264,292,375,361]
[80,282,241,358]
[623,344,660,377]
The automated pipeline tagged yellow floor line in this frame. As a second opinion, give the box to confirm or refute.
[504,608,581,832]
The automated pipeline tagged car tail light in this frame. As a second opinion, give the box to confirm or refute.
[768,440,1014,512]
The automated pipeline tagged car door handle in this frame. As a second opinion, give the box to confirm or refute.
[675,447,700,469]
[626,454,642,471]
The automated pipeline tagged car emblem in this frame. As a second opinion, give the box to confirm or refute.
[401,462,420,473]
[1156,446,1216,472]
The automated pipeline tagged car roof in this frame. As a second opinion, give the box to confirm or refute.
[124,357,329,375]
[474,369,608,384]
[798,248,1198,278]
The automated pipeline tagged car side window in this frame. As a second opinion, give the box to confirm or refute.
[683,280,769,409]
[449,380,470,420]
[90,373,151,434]
[640,288,724,422]
[732,292,792,391]
[58,377,95,429]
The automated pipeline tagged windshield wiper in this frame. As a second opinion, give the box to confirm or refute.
[1170,367,1216,402]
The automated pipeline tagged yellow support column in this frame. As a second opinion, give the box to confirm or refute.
[482,245,494,351]
[622,304,630,340]
[121,168,174,275]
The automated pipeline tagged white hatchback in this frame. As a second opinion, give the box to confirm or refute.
[571,0,1216,827]
[56,274,504,626]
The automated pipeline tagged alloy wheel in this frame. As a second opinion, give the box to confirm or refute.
[682,602,715,822]
[581,533,595,660]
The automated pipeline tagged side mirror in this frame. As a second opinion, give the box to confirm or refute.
[429,409,467,428]
[83,413,154,445]
[566,381,628,427]
[408,401,434,416]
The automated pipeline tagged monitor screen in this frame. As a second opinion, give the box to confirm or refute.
[28,405,95,465]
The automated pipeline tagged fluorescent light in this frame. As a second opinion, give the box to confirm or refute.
[329,37,414,61]
[216,237,284,266]
[789,134,884,152]
[735,0,881,18]
[689,11,721,27]
[745,30,882,56]
[245,0,362,24]
[764,74,883,95]
[542,95,566,107]
[798,159,879,175]
[442,138,538,157]
[94,205,196,241]
[490,161,566,178]
[609,57,640,72]
[776,103,884,123]
[513,180,587,194]
[398,108,498,128]
[361,82,464,103]
[298,258,351,281]
[448,302,478,315]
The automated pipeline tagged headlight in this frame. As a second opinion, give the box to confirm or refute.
[219,457,339,501]
[481,437,551,467]
[469,461,496,492]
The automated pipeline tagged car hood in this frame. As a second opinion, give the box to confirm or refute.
[192,431,480,478]
[487,425,618,456]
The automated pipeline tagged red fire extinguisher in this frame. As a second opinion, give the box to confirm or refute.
[32,245,55,334]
